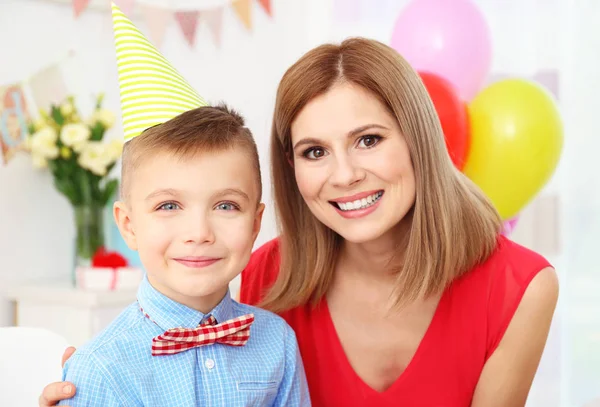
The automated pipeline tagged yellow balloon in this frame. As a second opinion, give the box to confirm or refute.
[463,79,563,220]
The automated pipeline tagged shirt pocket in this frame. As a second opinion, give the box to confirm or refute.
[236,380,278,392]
[236,380,279,406]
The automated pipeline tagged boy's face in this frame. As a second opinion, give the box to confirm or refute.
[114,147,264,312]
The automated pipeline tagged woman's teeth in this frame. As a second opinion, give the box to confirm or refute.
[336,191,383,211]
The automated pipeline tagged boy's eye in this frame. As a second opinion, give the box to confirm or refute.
[303,147,328,160]
[357,135,381,148]
[215,202,239,211]
[158,202,180,211]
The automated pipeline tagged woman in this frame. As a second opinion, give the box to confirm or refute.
[40,38,558,407]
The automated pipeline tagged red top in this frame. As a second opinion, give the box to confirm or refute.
[240,235,551,407]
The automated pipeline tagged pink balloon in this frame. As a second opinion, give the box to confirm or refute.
[390,0,492,100]
[502,216,520,237]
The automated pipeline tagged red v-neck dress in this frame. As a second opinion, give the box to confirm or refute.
[240,235,551,407]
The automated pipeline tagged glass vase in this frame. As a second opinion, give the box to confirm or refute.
[73,204,105,270]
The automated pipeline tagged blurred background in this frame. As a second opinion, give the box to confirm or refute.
[0,0,598,405]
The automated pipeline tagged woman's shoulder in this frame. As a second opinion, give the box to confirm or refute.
[477,235,552,282]
[452,235,555,357]
[240,238,281,306]
[452,235,553,305]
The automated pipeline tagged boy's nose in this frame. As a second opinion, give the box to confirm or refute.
[183,217,215,245]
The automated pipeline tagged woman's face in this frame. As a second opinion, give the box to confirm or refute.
[290,82,416,245]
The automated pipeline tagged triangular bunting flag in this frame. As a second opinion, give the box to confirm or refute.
[202,7,224,47]
[73,0,92,17]
[175,11,200,47]
[139,4,172,48]
[111,3,206,142]
[112,0,135,15]
[232,0,252,31]
[257,0,272,17]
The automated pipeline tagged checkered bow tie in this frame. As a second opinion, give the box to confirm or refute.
[143,310,255,356]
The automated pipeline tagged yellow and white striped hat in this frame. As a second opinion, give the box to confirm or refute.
[111,2,207,142]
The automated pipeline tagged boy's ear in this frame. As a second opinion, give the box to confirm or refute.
[252,203,265,242]
[113,200,138,251]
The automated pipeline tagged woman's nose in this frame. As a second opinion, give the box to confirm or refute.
[329,154,365,188]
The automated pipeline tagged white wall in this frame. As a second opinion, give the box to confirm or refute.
[0,0,331,322]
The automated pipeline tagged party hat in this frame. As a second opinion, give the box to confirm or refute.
[111,3,206,142]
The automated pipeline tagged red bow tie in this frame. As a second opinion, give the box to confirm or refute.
[150,313,255,356]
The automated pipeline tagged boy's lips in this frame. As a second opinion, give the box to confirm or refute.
[173,256,222,268]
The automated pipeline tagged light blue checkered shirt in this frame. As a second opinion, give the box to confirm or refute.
[58,276,310,406]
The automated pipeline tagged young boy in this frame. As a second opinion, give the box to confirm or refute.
[57,4,310,407]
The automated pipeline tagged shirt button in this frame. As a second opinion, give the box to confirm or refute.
[205,358,215,369]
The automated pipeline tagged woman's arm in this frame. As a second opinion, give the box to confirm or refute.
[471,267,559,407]
[38,347,77,407]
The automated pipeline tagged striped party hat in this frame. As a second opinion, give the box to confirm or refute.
[111,2,206,142]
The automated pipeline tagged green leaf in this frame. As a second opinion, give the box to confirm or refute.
[53,177,77,205]
[81,169,96,205]
[51,105,64,126]
[90,122,105,141]
[95,93,104,109]
[101,179,119,205]
[48,160,62,179]
[89,171,103,202]
[106,161,117,175]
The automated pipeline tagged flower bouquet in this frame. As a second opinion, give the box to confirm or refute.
[25,94,123,272]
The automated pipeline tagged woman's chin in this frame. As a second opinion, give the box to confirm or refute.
[336,227,388,245]
[334,218,411,247]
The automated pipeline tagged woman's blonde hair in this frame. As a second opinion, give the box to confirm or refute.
[261,38,502,313]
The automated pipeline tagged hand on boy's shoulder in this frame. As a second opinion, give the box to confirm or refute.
[61,302,155,372]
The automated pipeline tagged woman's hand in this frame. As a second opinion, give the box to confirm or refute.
[38,347,77,407]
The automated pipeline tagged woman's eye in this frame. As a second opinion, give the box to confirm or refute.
[216,202,239,211]
[303,147,328,160]
[358,135,381,148]
[158,202,180,211]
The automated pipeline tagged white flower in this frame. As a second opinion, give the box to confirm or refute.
[33,118,47,132]
[78,142,111,176]
[60,102,74,117]
[30,127,59,159]
[32,153,48,169]
[104,139,123,162]
[60,123,91,152]
[91,109,116,129]
[32,127,57,144]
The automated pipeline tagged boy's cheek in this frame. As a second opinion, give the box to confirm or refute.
[219,219,258,252]
[134,223,174,259]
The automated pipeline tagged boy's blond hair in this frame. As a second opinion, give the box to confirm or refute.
[120,104,262,202]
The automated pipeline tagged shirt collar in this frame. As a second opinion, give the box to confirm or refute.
[137,275,234,330]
